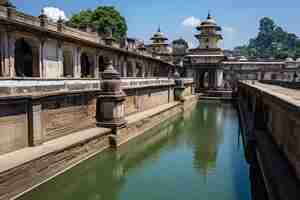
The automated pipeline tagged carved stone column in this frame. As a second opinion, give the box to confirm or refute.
[132,61,137,77]
[28,101,44,146]
[96,58,126,132]
[95,54,100,79]
[57,17,64,32]
[74,46,81,78]
[174,71,185,102]
[39,37,46,78]
[1,27,11,77]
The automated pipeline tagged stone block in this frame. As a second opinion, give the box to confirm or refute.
[0,100,28,155]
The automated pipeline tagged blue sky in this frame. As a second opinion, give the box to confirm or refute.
[11,0,300,49]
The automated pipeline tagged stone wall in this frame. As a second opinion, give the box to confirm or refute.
[238,81,300,197]
[116,103,183,146]
[261,97,300,180]
[42,92,98,141]
[0,99,28,155]
[124,87,174,116]
[121,78,176,116]
[0,91,99,155]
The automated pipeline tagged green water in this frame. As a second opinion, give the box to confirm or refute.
[19,101,251,200]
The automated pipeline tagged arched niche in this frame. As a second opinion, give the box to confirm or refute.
[14,38,40,77]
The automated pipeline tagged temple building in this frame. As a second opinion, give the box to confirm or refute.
[148,27,169,54]
[181,13,300,92]
[147,27,173,63]
[184,13,225,92]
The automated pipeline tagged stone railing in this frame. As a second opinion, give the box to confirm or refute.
[13,9,41,27]
[180,78,194,85]
[121,78,175,89]
[62,26,100,43]
[0,79,101,97]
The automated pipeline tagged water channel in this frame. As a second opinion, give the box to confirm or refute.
[19,101,252,200]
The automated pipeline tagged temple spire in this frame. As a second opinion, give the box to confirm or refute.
[207,11,212,19]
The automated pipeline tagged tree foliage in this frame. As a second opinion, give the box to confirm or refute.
[234,17,300,59]
[67,6,127,40]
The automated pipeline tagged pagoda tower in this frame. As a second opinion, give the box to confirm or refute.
[184,13,225,92]
[149,27,169,54]
[195,13,223,50]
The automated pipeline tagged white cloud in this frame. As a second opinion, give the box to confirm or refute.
[181,16,201,28]
[42,7,68,22]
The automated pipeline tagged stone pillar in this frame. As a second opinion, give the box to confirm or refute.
[74,47,81,78]
[208,71,216,89]
[122,57,127,77]
[141,63,145,78]
[94,54,99,78]
[2,25,16,78]
[96,58,126,133]
[57,41,64,78]
[174,71,185,102]
[28,101,44,146]
[1,28,11,77]
[57,18,64,32]
[39,38,46,78]
[216,70,223,88]
[132,61,137,77]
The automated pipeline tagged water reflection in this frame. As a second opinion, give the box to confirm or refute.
[187,102,225,175]
[19,101,252,200]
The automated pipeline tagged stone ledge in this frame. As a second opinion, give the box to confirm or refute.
[121,78,175,90]
[0,127,111,174]
[0,79,101,97]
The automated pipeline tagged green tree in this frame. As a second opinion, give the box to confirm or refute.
[68,10,93,29]
[67,6,127,40]
[235,17,300,59]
